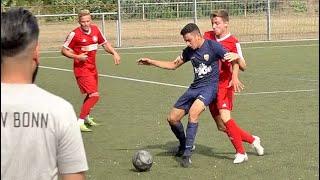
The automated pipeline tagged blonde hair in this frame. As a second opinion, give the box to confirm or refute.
[78,9,91,19]
[210,9,229,22]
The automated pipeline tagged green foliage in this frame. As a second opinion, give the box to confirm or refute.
[289,0,307,12]
[1,0,312,20]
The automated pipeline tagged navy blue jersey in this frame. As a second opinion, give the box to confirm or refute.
[181,39,227,88]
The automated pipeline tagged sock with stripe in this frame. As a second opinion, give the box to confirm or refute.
[183,122,198,157]
[79,95,99,119]
[225,119,245,154]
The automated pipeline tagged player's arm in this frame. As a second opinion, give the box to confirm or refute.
[229,62,244,92]
[61,47,88,61]
[61,172,86,180]
[237,57,246,71]
[102,42,120,65]
[235,42,246,71]
[137,56,184,70]
[223,52,246,71]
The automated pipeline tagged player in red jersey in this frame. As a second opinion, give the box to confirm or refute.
[204,10,264,163]
[61,9,121,132]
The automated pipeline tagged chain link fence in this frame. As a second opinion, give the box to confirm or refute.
[4,0,318,50]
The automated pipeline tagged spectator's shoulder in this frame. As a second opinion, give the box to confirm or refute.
[36,87,74,110]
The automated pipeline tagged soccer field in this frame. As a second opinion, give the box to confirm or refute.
[38,40,319,179]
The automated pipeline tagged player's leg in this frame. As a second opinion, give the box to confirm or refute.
[82,92,99,126]
[84,74,99,126]
[76,75,99,131]
[167,107,186,157]
[180,99,205,168]
[169,88,195,157]
[223,87,264,156]
[185,98,205,152]
[208,102,226,132]
[219,109,248,163]
[181,85,216,168]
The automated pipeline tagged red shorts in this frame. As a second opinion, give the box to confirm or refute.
[76,75,98,94]
[209,85,234,117]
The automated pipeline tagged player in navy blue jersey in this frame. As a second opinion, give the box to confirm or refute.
[137,23,241,168]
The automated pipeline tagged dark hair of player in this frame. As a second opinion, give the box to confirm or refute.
[180,23,201,36]
[1,8,39,58]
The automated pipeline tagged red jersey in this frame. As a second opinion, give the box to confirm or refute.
[63,24,107,77]
[203,31,244,88]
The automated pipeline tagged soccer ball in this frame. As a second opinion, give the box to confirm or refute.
[132,150,153,172]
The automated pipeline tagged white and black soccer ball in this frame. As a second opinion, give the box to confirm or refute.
[132,150,153,172]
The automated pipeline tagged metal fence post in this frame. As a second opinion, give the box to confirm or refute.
[266,0,271,41]
[177,3,179,18]
[142,4,145,20]
[101,14,106,37]
[193,0,197,24]
[117,0,122,47]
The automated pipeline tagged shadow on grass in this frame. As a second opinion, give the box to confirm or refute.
[115,141,268,165]
[142,141,235,160]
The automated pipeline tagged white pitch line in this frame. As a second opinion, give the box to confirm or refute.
[236,89,316,96]
[40,38,319,53]
[39,65,188,88]
[39,65,317,95]
[40,43,319,57]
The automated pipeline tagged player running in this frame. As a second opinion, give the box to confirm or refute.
[61,9,121,132]
[204,10,264,164]
[137,23,241,167]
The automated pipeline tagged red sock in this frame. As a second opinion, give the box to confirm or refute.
[225,119,245,154]
[238,127,254,144]
[79,95,99,119]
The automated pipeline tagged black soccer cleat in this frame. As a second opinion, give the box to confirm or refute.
[175,146,185,157]
[180,156,192,168]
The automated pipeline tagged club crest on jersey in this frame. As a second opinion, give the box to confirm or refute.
[82,39,86,43]
[92,36,98,42]
[203,54,209,61]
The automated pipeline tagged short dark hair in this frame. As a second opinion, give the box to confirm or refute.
[180,23,201,36]
[210,9,229,22]
[1,8,39,58]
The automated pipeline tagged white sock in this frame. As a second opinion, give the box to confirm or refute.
[78,119,85,125]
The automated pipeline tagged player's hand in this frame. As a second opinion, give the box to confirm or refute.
[113,52,121,65]
[77,52,88,61]
[224,52,240,62]
[228,77,244,93]
[137,58,152,65]
[173,56,181,65]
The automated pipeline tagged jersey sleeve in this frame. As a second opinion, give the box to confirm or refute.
[56,103,88,174]
[63,31,76,50]
[235,42,244,59]
[180,48,190,63]
[96,27,108,45]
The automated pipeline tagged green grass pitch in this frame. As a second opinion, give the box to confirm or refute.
[38,40,319,179]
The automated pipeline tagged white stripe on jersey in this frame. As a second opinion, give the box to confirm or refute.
[216,33,231,42]
[63,31,75,49]
[235,43,244,59]
[81,44,98,51]
[97,27,108,45]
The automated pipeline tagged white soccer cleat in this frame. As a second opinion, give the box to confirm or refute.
[191,145,196,151]
[251,135,264,156]
[233,153,248,164]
